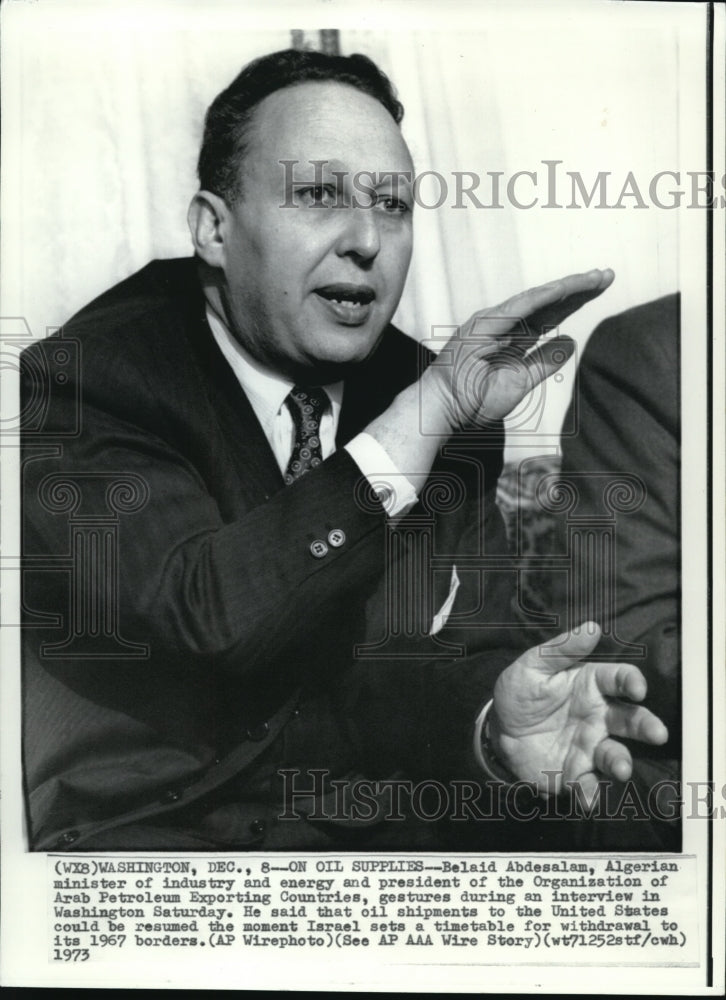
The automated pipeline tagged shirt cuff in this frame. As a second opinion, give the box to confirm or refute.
[345,432,419,518]
[473,699,518,785]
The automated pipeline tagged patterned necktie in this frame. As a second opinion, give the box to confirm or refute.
[284,386,329,485]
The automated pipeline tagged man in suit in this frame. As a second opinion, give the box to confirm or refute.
[21,48,668,851]
[555,295,681,849]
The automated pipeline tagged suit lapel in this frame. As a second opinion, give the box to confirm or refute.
[177,273,284,506]
[337,324,425,447]
[206,346,286,503]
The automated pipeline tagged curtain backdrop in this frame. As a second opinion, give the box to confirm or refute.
[2,3,694,456]
[339,20,688,454]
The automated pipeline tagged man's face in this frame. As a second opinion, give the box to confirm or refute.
[216,81,414,382]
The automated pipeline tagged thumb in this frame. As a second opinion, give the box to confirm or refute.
[521,335,576,391]
[533,620,602,673]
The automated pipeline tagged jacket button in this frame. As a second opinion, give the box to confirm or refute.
[58,829,79,846]
[327,528,346,548]
[246,722,269,742]
[310,539,328,558]
[161,789,182,803]
[249,818,266,837]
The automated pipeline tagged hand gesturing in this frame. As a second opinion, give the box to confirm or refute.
[491,623,669,806]
[426,269,615,431]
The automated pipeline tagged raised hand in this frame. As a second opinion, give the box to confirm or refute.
[490,622,669,806]
[424,268,615,432]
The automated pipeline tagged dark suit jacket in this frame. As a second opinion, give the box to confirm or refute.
[21,258,518,851]
[558,293,681,850]
[560,294,680,732]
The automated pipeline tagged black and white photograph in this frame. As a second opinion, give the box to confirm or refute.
[1,0,723,991]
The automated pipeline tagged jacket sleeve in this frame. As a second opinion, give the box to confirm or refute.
[21,335,390,683]
[341,432,526,784]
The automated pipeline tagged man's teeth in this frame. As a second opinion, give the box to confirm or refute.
[317,288,373,306]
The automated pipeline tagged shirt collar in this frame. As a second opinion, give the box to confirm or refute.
[205,304,344,426]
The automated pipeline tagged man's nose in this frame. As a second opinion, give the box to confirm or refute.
[335,205,381,263]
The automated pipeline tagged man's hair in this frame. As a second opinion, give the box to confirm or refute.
[197,48,404,205]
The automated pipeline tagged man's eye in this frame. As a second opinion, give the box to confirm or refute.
[297,185,338,207]
[376,195,411,215]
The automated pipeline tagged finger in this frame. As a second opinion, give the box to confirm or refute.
[517,271,615,346]
[528,620,602,673]
[465,268,614,346]
[592,661,647,702]
[571,772,602,813]
[594,737,633,782]
[463,337,576,420]
[497,268,614,320]
[519,336,576,390]
[606,701,669,746]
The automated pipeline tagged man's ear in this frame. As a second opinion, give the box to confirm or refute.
[188,191,229,268]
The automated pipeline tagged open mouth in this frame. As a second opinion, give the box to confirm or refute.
[313,284,376,326]
[314,283,376,307]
